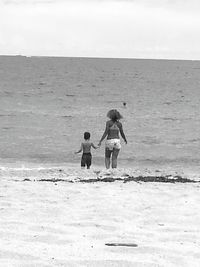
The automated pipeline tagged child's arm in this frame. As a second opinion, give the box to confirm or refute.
[75,143,83,154]
[91,143,99,149]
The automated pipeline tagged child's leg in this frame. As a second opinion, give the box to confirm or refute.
[81,154,86,168]
[86,154,92,169]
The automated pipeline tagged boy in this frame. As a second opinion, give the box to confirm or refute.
[75,132,98,169]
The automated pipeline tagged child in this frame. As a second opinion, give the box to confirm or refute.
[75,132,98,169]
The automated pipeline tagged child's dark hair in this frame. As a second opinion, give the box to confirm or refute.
[84,132,90,140]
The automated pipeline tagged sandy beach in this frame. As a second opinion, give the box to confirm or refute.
[0,56,200,266]
[0,167,200,267]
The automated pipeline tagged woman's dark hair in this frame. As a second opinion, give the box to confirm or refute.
[107,109,123,122]
[84,132,90,140]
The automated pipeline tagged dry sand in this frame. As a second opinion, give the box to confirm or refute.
[0,168,200,267]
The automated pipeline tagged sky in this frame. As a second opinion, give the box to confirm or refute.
[0,0,200,60]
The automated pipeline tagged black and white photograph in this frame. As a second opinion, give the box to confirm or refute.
[0,0,200,266]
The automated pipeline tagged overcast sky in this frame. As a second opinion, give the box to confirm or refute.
[0,0,200,59]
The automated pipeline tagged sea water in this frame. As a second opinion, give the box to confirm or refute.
[0,56,200,180]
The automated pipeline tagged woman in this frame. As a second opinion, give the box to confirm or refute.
[98,109,127,169]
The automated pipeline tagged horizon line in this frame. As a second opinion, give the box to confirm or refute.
[0,54,199,62]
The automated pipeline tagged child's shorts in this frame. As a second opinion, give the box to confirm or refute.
[81,153,92,168]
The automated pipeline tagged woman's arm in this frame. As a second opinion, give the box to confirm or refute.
[98,122,109,146]
[119,123,127,144]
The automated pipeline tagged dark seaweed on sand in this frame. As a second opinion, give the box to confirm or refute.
[22,175,199,183]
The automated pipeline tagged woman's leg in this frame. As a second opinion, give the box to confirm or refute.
[112,148,120,168]
[105,148,112,169]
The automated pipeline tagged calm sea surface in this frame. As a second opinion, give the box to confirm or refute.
[0,56,200,174]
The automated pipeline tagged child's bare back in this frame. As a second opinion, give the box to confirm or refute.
[82,140,96,153]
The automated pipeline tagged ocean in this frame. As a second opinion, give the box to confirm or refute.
[0,55,200,180]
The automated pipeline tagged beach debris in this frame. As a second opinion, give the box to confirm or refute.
[21,175,199,184]
[12,167,198,184]
[123,175,198,183]
[37,178,74,183]
[78,175,199,184]
[80,177,124,183]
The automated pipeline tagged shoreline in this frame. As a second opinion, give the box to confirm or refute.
[0,163,200,183]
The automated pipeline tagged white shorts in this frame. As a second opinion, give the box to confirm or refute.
[105,139,121,150]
